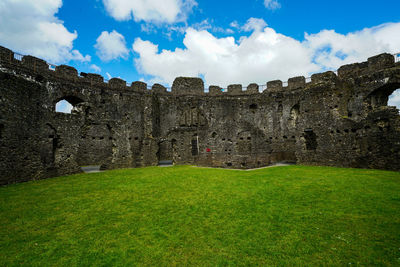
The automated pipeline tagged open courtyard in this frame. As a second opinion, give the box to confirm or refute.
[1,165,399,266]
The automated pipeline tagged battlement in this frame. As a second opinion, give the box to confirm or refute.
[1,45,398,97]
[172,77,204,95]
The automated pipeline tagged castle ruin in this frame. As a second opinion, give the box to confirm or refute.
[0,45,399,184]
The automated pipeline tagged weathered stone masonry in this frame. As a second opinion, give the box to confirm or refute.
[0,45,399,184]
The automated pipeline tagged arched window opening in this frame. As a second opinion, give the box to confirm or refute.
[55,100,73,113]
[55,96,84,114]
[388,88,400,113]
[366,84,400,111]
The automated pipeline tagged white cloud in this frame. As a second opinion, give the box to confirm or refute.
[102,0,197,24]
[242,18,267,32]
[0,0,90,64]
[149,19,236,41]
[230,21,240,29]
[264,0,281,10]
[304,23,400,70]
[141,23,157,34]
[192,19,212,31]
[71,50,91,62]
[90,64,101,73]
[191,19,236,34]
[94,30,129,61]
[106,72,112,80]
[132,21,400,89]
[133,27,316,87]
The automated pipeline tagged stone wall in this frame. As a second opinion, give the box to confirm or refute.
[0,45,399,184]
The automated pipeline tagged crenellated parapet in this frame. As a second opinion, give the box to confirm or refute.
[0,45,398,97]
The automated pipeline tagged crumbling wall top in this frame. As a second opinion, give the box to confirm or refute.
[131,81,147,92]
[22,55,49,72]
[0,46,13,62]
[1,45,399,99]
[152,83,167,94]
[288,76,305,90]
[337,62,368,79]
[266,80,283,92]
[311,71,337,84]
[208,85,223,95]
[368,53,394,72]
[246,83,259,94]
[108,78,126,89]
[55,65,78,79]
[227,84,243,95]
[82,73,104,84]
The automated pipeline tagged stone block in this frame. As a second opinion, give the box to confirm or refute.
[338,62,368,78]
[172,77,204,95]
[246,83,259,94]
[288,76,305,89]
[267,80,283,91]
[131,81,147,92]
[368,53,394,72]
[227,84,242,95]
[209,86,223,95]
[311,71,337,83]
[86,73,104,84]
[22,55,49,72]
[152,83,167,93]
[108,78,126,89]
[55,65,78,78]
[0,46,13,63]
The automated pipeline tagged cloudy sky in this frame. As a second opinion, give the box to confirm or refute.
[0,0,399,108]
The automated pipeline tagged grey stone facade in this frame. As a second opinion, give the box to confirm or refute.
[0,45,399,184]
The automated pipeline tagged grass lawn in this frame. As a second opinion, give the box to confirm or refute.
[0,165,400,266]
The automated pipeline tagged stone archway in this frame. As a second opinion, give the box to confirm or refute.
[366,83,400,110]
[388,88,400,112]
[54,95,86,114]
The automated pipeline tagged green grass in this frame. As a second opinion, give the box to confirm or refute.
[1,165,400,266]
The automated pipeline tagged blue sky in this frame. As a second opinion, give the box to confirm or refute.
[56,0,400,84]
[0,0,400,109]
